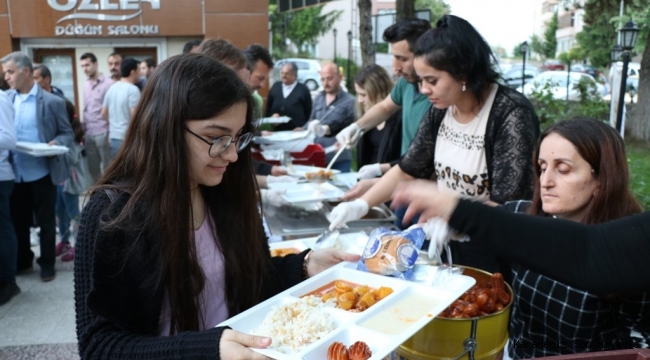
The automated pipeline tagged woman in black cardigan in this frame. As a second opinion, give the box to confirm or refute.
[75,54,358,359]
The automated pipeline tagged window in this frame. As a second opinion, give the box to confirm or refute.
[33,48,78,109]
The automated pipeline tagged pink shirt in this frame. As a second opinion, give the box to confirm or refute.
[157,215,229,336]
[82,74,114,136]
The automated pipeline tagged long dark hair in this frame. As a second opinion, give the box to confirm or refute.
[414,15,499,105]
[64,99,84,143]
[528,118,642,223]
[94,53,268,334]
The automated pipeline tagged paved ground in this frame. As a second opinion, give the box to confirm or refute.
[0,197,81,360]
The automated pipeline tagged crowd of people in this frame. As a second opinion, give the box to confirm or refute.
[0,12,647,360]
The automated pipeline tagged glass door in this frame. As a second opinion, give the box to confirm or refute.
[33,48,78,109]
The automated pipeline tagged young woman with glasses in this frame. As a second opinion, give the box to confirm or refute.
[74,53,359,359]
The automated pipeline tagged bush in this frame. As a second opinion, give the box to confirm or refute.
[527,78,609,130]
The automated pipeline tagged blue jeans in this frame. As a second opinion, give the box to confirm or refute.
[56,186,80,244]
[330,160,351,173]
[110,138,123,160]
[0,181,17,283]
[393,206,420,230]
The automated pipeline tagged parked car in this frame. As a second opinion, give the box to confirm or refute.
[570,64,601,79]
[517,71,601,101]
[541,59,565,71]
[602,75,639,104]
[500,65,540,89]
[272,58,322,91]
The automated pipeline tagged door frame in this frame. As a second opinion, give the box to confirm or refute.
[33,48,80,112]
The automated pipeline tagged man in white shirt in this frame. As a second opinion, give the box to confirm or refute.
[102,57,141,159]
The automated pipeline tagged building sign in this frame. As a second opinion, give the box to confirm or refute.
[9,0,203,38]
[48,0,160,36]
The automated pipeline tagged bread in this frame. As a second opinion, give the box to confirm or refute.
[349,341,372,360]
[363,234,417,276]
[327,341,349,360]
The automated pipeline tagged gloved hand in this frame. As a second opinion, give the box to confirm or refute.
[336,123,362,147]
[328,199,369,231]
[307,120,328,137]
[357,163,383,179]
[261,189,287,207]
[408,217,451,261]
[267,175,298,184]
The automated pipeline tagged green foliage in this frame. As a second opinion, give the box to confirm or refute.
[335,56,361,95]
[543,12,558,58]
[530,34,546,59]
[492,45,507,58]
[611,1,650,54]
[415,0,450,25]
[376,43,389,53]
[527,77,609,129]
[269,4,342,57]
[627,139,650,210]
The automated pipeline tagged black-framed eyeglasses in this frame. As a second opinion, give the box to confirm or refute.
[185,127,253,158]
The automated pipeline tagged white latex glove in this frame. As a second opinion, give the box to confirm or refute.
[409,217,451,261]
[336,123,361,147]
[267,175,298,184]
[261,189,287,207]
[307,120,328,137]
[327,199,369,231]
[357,163,383,179]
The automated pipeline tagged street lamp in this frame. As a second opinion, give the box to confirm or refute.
[333,28,338,60]
[347,30,352,91]
[520,41,529,91]
[614,18,639,135]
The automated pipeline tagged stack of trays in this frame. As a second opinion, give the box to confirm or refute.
[15,142,69,157]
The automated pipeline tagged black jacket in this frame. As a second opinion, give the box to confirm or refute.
[265,81,312,131]
[357,110,402,168]
[75,191,308,359]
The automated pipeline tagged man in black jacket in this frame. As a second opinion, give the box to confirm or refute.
[265,62,312,131]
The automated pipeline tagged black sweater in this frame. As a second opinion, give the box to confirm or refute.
[357,111,402,169]
[265,81,312,131]
[74,191,308,359]
[449,199,650,294]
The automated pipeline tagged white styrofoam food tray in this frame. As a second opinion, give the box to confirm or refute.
[217,263,476,359]
[15,141,69,157]
[286,164,341,178]
[269,231,368,257]
[255,130,310,143]
[258,116,291,124]
[280,183,345,204]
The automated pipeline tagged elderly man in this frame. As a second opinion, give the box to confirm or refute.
[305,62,355,172]
[265,62,312,131]
[1,52,73,282]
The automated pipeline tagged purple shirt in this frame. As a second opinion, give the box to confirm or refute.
[82,74,113,136]
[157,215,228,336]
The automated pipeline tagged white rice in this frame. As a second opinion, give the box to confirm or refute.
[252,295,337,353]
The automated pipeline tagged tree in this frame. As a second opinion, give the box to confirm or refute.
[269,3,342,58]
[396,0,415,21]
[415,0,450,25]
[543,12,558,58]
[358,0,375,67]
[530,34,546,59]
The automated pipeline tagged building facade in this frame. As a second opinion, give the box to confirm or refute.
[0,0,268,121]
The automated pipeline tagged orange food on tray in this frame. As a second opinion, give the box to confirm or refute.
[303,280,393,312]
[305,169,333,180]
[270,247,301,257]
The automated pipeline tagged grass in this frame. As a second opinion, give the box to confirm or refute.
[626,139,650,210]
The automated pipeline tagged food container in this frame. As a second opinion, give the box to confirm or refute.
[217,263,476,359]
[396,266,514,360]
